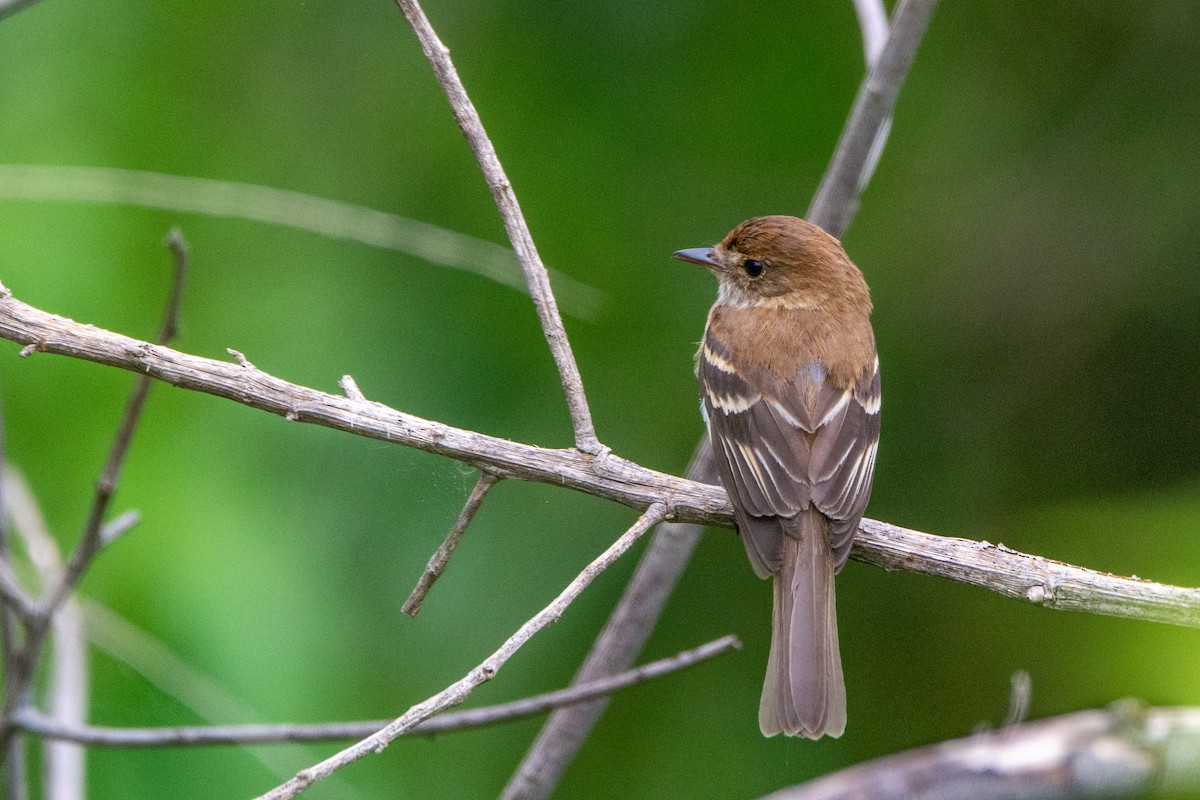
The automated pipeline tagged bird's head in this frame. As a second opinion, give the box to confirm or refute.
[673,215,870,312]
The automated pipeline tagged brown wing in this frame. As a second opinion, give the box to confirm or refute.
[809,357,880,570]
[701,335,879,576]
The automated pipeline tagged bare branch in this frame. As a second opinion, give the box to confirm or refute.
[403,471,500,616]
[501,443,715,800]
[80,600,341,785]
[759,703,1200,800]
[37,229,188,621]
[847,0,892,211]
[855,518,1200,627]
[0,284,724,525]
[393,0,602,454]
[807,0,939,236]
[98,509,140,548]
[0,288,1196,629]
[254,503,668,800]
[12,635,739,748]
[160,227,189,341]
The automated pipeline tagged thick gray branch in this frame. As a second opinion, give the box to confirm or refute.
[1,285,1197,630]
[761,703,1200,800]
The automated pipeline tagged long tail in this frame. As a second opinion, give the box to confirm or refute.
[759,508,845,738]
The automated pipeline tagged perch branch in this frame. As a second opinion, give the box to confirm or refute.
[0,287,1197,628]
[253,503,668,800]
[0,284,724,525]
[11,635,738,747]
[394,0,602,454]
[403,470,500,616]
[760,703,1200,800]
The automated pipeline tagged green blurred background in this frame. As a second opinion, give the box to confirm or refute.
[2,0,1199,797]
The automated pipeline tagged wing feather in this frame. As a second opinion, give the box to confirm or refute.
[702,331,880,575]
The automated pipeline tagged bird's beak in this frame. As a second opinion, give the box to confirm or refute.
[672,248,719,268]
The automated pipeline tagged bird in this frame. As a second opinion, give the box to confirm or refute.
[673,215,880,738]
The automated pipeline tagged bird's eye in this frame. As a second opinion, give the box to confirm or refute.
[743,258,765,278]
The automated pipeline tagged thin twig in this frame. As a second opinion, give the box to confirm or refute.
[98,509,140,548]
[254,503,667,800]
[29,234,185,798]
[807,0,939,236]
[0,233,189,757]
[759,703,1200,799]
[393,0,603,454]
[338,375,366,402]
[403,471,499,616]
[37,229,187,621]
[12,634,738,748]
[80,600,345,786]
[0,290,1197,629]
[852,0,889,63]
[0,286,727,526]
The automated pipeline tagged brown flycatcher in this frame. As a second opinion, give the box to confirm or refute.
[674,215,880,738]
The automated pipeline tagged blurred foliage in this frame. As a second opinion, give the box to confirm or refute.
[1,0,1199,797]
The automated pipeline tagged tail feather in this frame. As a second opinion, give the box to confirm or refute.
[759,508,845,738]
